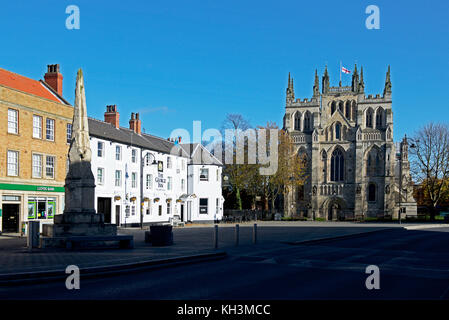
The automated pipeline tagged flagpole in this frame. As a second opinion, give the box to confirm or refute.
[340,61,342,84]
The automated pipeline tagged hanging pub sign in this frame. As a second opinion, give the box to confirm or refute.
[158,161,164,172]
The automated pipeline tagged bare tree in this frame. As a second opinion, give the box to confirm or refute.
[410,122,449,220]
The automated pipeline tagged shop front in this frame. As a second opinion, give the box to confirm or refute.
[0,183,64,234]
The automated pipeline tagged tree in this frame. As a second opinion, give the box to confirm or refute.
[221,114,258,210]
[258,123,307,215]
[410,122,449,220]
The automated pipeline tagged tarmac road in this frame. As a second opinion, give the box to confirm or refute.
[2,227,449,300]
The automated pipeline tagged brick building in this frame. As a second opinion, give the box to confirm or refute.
[0,65,73,233]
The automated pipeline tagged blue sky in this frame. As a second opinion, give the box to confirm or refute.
[1,0,448,141]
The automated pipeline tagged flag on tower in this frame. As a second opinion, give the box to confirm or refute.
[341,66,351,74]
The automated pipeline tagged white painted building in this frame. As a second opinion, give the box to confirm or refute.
[87,105,223,226]
[179,143,224,223]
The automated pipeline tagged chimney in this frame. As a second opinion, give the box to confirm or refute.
[44,64,63,96]
[129,112,141,135]
[104,105,120,128]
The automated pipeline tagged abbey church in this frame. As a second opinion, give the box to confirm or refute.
[283,65,417,220]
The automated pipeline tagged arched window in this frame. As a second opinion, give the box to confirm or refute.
[303,112,311,131]
[322,150,327,183]
[368,183,376,202]
[294,112,301,130]
[366,148,383,176]
[335,122,341,140]
[366,108,373,128]
[351,101,357,121]
[331,101,336,115]
[330,148,344,182]
[339,101,344,113]
[376,108,384,128]
[345,101,351,119]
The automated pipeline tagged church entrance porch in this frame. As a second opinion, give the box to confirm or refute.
[321,197,347,221]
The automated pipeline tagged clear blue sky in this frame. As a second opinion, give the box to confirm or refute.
[1,0,448,141]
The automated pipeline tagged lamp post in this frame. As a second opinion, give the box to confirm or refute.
[140,151,157,229]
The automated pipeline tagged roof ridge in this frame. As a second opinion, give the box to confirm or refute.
[0,67,37,81]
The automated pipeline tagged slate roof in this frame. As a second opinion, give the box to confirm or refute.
[179,143,223,166]
[88,117,189,157]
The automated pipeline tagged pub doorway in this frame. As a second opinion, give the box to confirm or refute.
[97,197,112,223]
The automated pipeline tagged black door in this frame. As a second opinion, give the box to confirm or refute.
[115,205,121,226]
[180,204,184,221]
[2,204,20,233]
[97,198,112,223]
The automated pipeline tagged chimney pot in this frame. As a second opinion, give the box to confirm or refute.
[44,64,63,96]
[104,105,120,128]
[129,112,141,135]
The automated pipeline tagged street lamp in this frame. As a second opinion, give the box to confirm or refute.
[140,152,157,229]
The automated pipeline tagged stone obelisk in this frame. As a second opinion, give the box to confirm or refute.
[44,69,117,239]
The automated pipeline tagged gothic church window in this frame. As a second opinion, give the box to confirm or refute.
[303,112,311,131]
[294,112,301,130]
[366,108,373,128]
[345,101,351,119]
[330,148,344,182]
[322,150,327,183]
[335,122,341,140]
[376,108,384,128]
[351,101,357,121]
[331,101,336,115]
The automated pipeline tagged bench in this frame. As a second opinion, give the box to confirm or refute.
[64,235,134,249]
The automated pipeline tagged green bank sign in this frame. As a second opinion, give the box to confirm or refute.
[0,183,65,193]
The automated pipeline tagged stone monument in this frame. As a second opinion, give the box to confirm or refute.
[41,69,133,248]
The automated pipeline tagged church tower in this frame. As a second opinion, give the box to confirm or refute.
[283,65,417,220]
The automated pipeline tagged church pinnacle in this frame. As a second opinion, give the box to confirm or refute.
[286,72,295,102]
[313,69,320,97]
[322,66,329,94]
[352,64,359,92]
[383,65,392,97]
[359,66,365,93]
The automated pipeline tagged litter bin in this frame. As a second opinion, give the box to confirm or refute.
[150,225,173,246]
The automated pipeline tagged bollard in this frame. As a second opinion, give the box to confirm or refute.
[235,224,239,246]
[214,225,218,249]
[27,221,40,251]
[253,223,257,244]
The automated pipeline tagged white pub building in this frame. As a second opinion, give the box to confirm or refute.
[88,105,224,226]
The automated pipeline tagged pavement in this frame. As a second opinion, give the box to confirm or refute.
[0,221,448,285]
